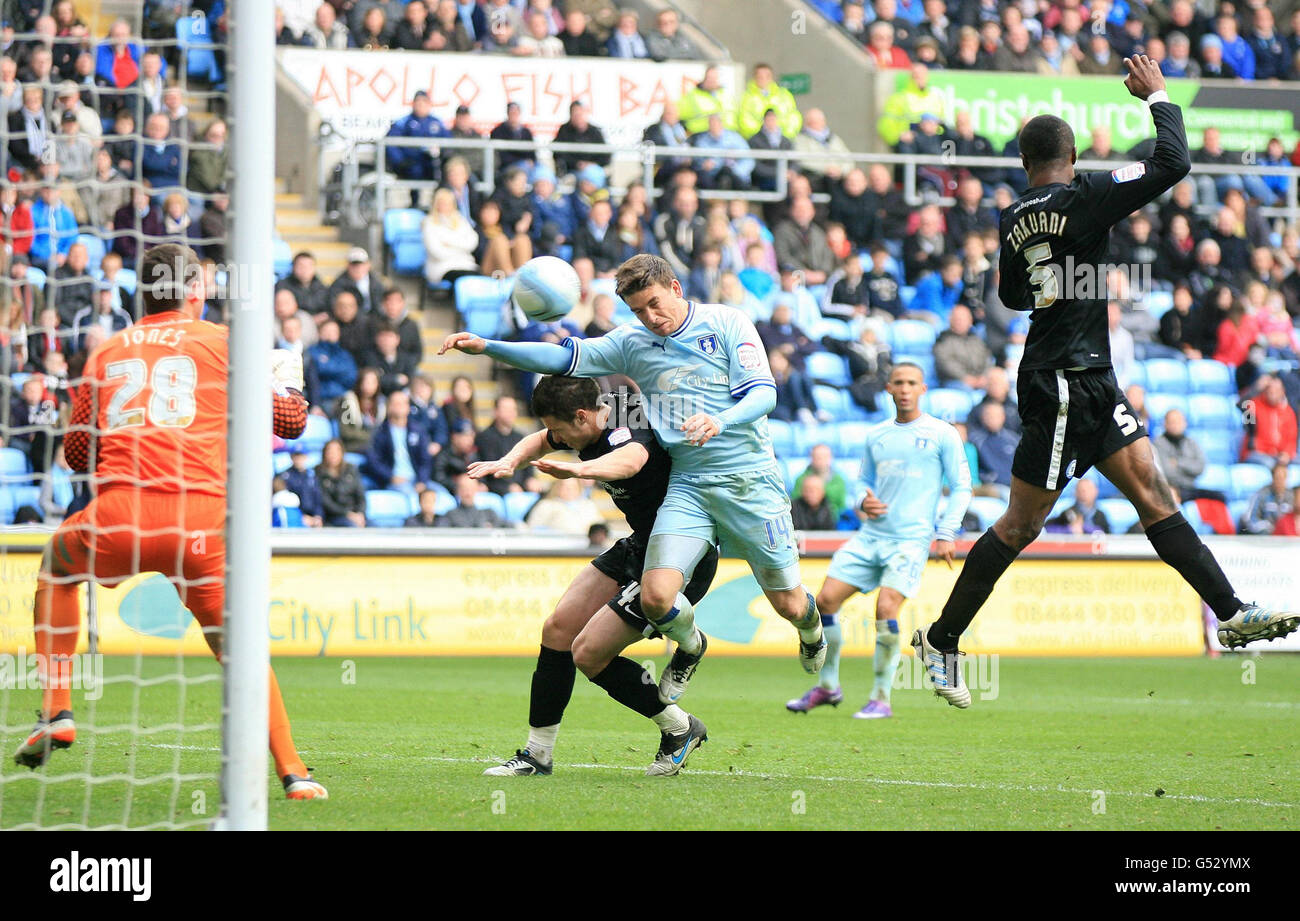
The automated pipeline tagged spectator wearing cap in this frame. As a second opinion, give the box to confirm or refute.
[281,449,324,527]
[1199,33,1237,79]
[385,90,447,206]
[488,101,534,179]
[689,112,754,191]
[527,165,576,257]
[446,104,485,178]
[736,63,802,141]
[433,418,482,493]
[328,248,385,316]
[427,0,474,51]
[553,99,608,176]
[571,162,608,227]
[54,79,99,139]
[53,108,94,182]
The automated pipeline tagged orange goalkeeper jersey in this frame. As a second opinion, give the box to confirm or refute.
[65,311,307,497]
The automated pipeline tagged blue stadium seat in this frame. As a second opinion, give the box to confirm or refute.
[504,491,540,523]
[1228,463,1272,502]
[832,458,861,484]
[344,451,367,469]
[286,415,333,454]
[1227,499,1250,529]
[115,268,138,295]
[1198,432,1239,467]
[809,318,851,341]
[923,388,974,423]
[1289,464,1300,489]
[455,275,512,324]
[889,319,937,353]
[176,11,223,84]
[75,234,106,272]
[431,486,456,516]
[473,491,506,520]
[4,484,40,520]
[24,266,45,290]
[1146,290,1174,320]
[899,285,917,309]
[1098,498,1140,534]
[1180,500,1214,535]
[383,208,425,244]
[812,385,848,418]
[1082,468,1121,500]
[782,458,805,491]
[1196,464,1232,495]
[966,496,1007,530]
[1186,394,1239,431]
[831,421,873,459]
[272,506,304,528]
[392,238,426,277]
[273,239,292,280]
[1144,394,1188,427]
[272,453,293,475]
[365,489,412,527]
[1142,358,1188,395]
[1186,359,1235,396]
[0,447,29,482]
[587,278,635,325]
[768,419,795,457]
[806,352,849,386]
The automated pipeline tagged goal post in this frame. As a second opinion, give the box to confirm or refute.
[221,0,276,832]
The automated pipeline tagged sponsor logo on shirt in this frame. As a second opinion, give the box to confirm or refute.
[1111,162,1146,184]
[736,342,763,371]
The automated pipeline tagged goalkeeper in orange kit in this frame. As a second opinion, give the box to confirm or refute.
[13,243,328,801]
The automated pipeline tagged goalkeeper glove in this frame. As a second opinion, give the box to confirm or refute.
[270,349,305,396]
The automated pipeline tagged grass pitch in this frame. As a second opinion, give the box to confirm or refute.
[1,654,1296,830]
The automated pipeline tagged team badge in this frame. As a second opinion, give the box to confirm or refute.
[1065,459,1077,478]
[697,335,719,355]
[914,437,930,450]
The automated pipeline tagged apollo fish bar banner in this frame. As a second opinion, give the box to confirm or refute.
[0,552,1204,657]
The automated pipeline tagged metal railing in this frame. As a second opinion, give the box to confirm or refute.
[349,134,1300,251]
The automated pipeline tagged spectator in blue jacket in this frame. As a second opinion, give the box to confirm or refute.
[1215,14,1255,79]
[29,186,79,269]
[385,90,447,205]
[363,390,433,498]
[308,318,358,408]
[528,165,576,257]
[282,450,325,527]
[969,402,1018,500]
[910,255,965,323]
[1247,8,1289,80]
[1259,137,1290,203]
[140,112,182,192]
[408,373,449,454]
[689,113,755,190]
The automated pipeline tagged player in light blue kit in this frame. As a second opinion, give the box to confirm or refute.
[441,255,827,709]
[787,362,971,719]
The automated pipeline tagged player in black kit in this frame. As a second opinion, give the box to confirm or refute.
[475,376,715,775]
[912,55,1299,708]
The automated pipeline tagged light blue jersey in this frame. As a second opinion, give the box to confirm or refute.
[827,413,971,598]
[563,301,777,477]
[856,413,971,544]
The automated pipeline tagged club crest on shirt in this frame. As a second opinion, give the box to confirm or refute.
[696,335,719,355]
[1065,459,1077,478]
[1111,162,1146,183]
[914,436,931,450]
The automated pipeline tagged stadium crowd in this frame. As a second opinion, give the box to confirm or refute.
[3,0,1300,535]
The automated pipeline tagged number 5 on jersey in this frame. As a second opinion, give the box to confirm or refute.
[1024,242,1058,310]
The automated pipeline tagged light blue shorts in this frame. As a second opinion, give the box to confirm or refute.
[647,466,801,591]
[826,534,929,598]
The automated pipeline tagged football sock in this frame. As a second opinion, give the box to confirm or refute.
[818,614,842,690]
[871,619,901,702]
[653,594,701,654]
[1145,512,1243,622]
[590,656,666,719]
[651,704,690,736]
[33,575,80,718]
[527,645,575,755]
[268,667,308,779]
[525,725,558,763]
[795,591,824,644]
[930,529,1018,651]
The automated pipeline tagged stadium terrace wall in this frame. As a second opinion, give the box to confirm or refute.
[4,533,1294,657]
[871,71,1300,154]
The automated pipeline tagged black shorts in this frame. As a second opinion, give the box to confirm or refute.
[1012,367,1146,490]
[591,536,720,638]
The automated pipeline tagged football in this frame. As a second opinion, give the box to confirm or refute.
[511,256,581,322]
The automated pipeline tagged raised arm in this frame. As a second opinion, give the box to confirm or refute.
[438,331,574,375]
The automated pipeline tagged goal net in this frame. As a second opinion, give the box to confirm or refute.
[0,1,269,830]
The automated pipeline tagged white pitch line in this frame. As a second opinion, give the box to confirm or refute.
[1093,697,1300,709]
[144,744,1299,811]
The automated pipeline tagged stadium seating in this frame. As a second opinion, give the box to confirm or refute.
[1142,359,1188,395]
[1186,394,1239,431]
[782,458,805,491]
[895,353,938,387]
[176,11,225,85]
[365,489,413,527]
[1290,465,1300,488]
[272,453,294,475]
[1228,499,1250,529]
[24,266,45,290]
[1199,431,1241,467]
[587,278,636,325]
[0,484,41,524]
[1144,394,1188,429]
[1228,464,1273,502]
[1196,464,1232,496]
[504,491,540,523]
[272,507,304,528]
[809,317,851,341]
[1098,498,1140,534]
[767,419,795,457]
[76,234,106,272]
[889,320,937,353]
[1180,500,1214,535]
[284,415,334,454]
[1186,359,1235,396]
[830,421,873,458]
[382,208,425,276]
[966,495,1008,530]
[1146,290,1174,321]
[812,385,848,418]
[922,388,974,423]
[832,458,861,484]
[1082,468,1121,500]
[273,238,292,279]
[454,275,512,340]
[473,491,506,520]
[0,447,29,483]
[431,485,456,517]
[806,352,849,386]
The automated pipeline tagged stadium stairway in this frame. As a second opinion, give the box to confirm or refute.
[276,183,352,281]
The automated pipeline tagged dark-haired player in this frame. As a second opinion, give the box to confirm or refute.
[913,55,1299,708]
[474,376,716,777]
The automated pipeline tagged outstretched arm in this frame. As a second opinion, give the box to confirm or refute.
[468,428,553,481]
[681,384,777,447]
[438,331,574,375]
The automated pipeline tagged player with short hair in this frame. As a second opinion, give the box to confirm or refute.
[14,243,328,800]
[475,376,717,776]
[441,255,827,689]
[787,361,970,718]
[915,56,1298,708]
